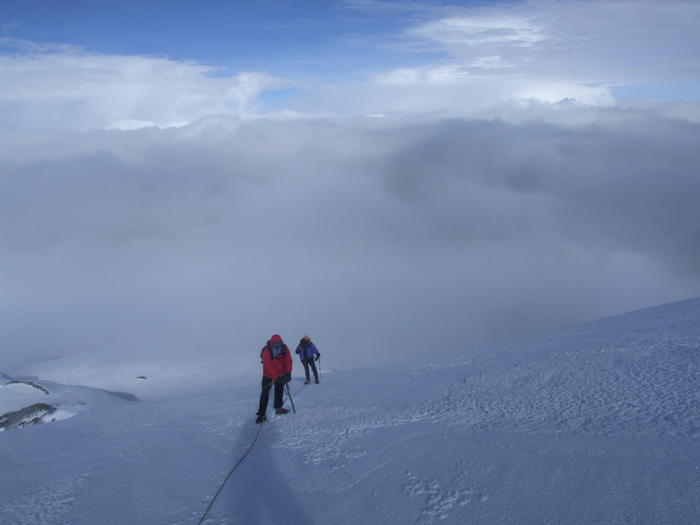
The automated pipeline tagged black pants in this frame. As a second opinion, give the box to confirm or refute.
[302,357,318,382]
[257,377,284,416]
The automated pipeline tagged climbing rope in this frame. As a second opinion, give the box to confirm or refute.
[197,380,309,524]
[197,421,263,525]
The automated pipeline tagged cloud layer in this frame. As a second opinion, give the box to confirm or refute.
[2,107,699,383]
[2,1,700,389]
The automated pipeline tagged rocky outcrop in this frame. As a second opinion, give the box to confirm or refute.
[0,403,57,431]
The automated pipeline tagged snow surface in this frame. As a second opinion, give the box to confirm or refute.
[2,297,700,524]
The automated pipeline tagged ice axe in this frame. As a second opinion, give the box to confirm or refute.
[284,383,297,413]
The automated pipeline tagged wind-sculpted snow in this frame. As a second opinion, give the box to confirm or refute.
[0,474,90,525]
[264,299,700,523]
[1,297,699,524]
[430,335,700,438]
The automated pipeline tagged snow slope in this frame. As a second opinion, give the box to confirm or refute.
[2,297,700,524]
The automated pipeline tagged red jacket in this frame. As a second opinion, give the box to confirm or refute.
[261,334,293,380]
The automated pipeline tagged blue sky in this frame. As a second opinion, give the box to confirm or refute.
[2,0,699,127]
[1,0,459,78]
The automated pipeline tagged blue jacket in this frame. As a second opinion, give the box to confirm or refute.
[295,342,319,361]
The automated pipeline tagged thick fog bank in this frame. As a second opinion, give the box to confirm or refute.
[2,108,699,386]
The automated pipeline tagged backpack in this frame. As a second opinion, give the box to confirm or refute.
[260,340,271,361]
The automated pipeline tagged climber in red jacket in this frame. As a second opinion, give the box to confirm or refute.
[256,334,293,424]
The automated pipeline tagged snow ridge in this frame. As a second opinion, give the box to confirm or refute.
[3,381,50,395]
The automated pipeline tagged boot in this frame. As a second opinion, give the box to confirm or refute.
[276,408,290,415]
[255,415,266,424]
[304,379,310,385]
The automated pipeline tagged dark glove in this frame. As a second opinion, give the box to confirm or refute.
[284,372,292,384]
[315,354,320,361]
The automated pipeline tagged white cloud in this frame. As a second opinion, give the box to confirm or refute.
[469,55,512,69]
[107,119,158,131]
[0,39,296,130]
[412,14,547,49]
[375,64,471,85]
[2,107,700,375]
[335,0,700,114]
[514,82,616,106]
[281,0,699,117]
[405,0,700,84]
[2,1,699,129]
